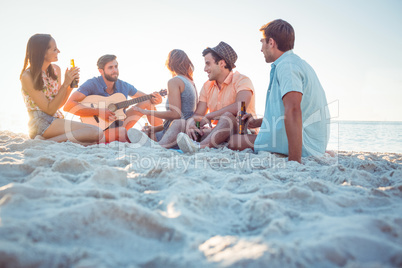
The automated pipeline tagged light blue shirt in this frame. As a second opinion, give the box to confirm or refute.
[254,50,330,157]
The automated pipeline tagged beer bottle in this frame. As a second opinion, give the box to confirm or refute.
[195,121,202,142]
[144,123,150,137]
[70,59,79,88]
[238,101,247,135]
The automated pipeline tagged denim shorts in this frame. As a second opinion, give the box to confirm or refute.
[155,130,164,142]
[28,110,57,139]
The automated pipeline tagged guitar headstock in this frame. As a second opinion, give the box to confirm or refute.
[159,89,168,97]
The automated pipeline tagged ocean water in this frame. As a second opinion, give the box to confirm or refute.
[327,121,402,153]
[0,116,401,154]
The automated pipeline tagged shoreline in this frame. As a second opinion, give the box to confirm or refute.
[1,129,401,155]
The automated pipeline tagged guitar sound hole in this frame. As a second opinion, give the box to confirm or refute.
[108,104,117,112]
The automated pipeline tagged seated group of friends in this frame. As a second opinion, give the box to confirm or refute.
[20,19,329,163]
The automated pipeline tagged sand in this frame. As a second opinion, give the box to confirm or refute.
[0,130,401,268]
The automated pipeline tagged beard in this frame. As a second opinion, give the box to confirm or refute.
[264,51,274,63]
[104,73,118,82]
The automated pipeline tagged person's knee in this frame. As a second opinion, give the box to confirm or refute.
[89,126,103,141]
[172,118,185,124]
[222,111,235,119]
[171,119,186,129]
[221,112,236,125]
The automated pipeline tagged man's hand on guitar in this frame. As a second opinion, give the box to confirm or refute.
[150,91,163,105]
[98,108,117,122]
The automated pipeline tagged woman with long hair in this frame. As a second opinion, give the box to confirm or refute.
[128,49,198,148]
[21,34,103,144]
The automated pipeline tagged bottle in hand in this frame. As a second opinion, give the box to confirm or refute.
[195,121,202,142]
[238,101,247,135]
[70,59,79,88]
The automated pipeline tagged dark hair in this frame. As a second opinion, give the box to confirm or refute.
[166,49,194,80]
[202,48,232,71]
[97,54,117,69]
[20,34,58,90]
[260,19,295,52]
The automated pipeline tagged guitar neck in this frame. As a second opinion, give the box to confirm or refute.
[115,94,152,110]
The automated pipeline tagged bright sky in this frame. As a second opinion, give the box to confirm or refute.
[1,0,401,134]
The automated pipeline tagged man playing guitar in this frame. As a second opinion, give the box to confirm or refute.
[64,54,163,142]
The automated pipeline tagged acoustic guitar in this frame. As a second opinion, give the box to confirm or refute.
[79,89,167,130]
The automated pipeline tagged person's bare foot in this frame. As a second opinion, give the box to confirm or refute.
[127,128,161,148]
[177,133,200,154]
[326,150,336,157]
[34,135,45,140]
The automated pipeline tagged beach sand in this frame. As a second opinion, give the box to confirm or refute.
[0,130,401,267]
